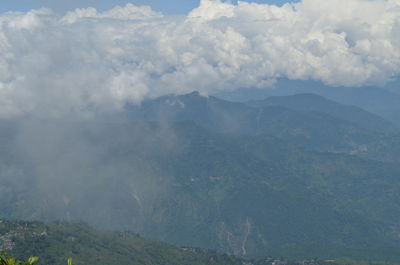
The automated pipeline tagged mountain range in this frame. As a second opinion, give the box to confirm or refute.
[215,80,400,126]
[1,92,400,261]
[127,92,400,161]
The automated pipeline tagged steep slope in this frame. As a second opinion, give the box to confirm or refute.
[127,91,255,134]
[312,87,400,127]
[2,121,400,261]
[252,106,377,155]
[138,124,400,260]
[246,93,398,133]
[126,92,389,158]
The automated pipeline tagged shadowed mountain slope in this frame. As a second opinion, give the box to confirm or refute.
[246,93,398,133]
[125,92,399,160]
[1,121,400,260]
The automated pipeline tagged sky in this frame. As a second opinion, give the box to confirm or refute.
[0,0,399,119]
[0,0,296,15]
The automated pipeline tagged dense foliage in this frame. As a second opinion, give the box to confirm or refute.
[0,252,38,265]
[2,220,399,265]
[2,93,400,261]
[0,219,242,265]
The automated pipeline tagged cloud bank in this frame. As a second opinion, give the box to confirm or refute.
[0,0,399,118]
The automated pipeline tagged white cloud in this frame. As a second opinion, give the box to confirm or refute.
[0,0,399,118]
[61,3,163,23]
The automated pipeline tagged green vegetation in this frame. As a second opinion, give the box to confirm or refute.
[2,120,400,260]
[0,219,242,265]
[2,219,399,265]
[334,258,398,265]
[2,93,400,261]
[0,252,38,265]
[1,251,70,265]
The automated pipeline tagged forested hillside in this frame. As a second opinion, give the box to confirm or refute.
[0,219,243,265]
[1,114,400,260]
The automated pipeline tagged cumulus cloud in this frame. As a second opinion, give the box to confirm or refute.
[0,0,399,118]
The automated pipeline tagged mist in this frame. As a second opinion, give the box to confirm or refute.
[1,0,400,260]
[0,118,183,234]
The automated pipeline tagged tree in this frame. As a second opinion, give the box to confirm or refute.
[0,252,72,265]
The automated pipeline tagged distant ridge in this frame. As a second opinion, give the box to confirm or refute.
[247,93,398,133]
[124,91,398,158]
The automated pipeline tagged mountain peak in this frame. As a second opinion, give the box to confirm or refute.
[176,90,206,100]
[186,91,201,96]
